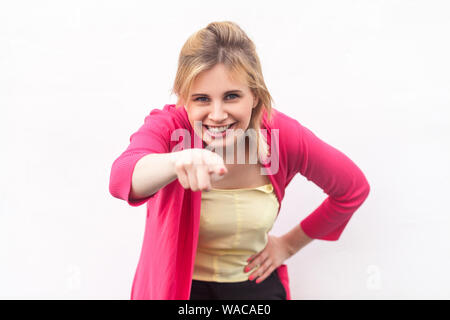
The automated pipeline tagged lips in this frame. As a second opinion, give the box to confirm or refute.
[203,122,237,138]
[204,123,236,130]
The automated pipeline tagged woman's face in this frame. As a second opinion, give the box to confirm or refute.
[182,63,258,151]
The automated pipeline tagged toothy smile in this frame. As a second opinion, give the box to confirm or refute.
[204,123,236,133]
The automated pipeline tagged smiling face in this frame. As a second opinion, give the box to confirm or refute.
[182,63,258,152]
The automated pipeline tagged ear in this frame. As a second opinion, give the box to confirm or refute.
[252,97,259,109]
[251,91,259,109]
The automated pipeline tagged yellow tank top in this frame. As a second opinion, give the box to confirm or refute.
[192,183,280,282]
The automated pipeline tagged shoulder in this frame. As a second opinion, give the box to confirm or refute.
[142,104,191,132]
[263,107,303,149]
[264,107,302,132]
[148,104,188,125]
[262,108,307,174]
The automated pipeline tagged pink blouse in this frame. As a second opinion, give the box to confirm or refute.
[109,104,370,299]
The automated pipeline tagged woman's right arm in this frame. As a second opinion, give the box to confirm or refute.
[129,152,177,201]
[129,149,228,202]
[109,108,175,206]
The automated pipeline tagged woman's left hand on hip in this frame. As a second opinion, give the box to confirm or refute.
[244,235,291,283]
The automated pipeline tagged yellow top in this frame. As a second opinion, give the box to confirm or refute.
[192,183,280,282]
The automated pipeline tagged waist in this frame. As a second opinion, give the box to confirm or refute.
[192,247,257,283]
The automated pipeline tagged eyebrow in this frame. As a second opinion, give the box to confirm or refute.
[191,90,243,97]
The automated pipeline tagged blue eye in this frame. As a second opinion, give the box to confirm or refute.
[194,94,240,102]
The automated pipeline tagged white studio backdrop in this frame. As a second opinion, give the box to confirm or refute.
[0,0,449,299]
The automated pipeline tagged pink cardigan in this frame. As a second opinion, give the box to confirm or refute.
[109,104,370,300]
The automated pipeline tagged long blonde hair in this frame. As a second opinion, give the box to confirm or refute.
[170,21,275,163]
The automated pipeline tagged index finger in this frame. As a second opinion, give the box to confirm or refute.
[204,151,227,175]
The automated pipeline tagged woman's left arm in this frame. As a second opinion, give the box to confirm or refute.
[293,121,371,241]
[245,118,370,283]
[280,223,314,257]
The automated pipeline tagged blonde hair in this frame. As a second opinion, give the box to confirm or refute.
[170,21,275,163]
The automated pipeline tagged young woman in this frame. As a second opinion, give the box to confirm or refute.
[109,21,370,300]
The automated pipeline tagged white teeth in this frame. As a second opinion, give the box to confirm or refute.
[206,124,233,133]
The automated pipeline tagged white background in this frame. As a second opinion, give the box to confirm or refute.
[1,0,449,299]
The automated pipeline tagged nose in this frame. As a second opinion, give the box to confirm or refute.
[208,102,228,123]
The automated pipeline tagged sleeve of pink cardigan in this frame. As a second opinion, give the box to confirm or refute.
[295,121,370,241]
[109,108,171,207]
